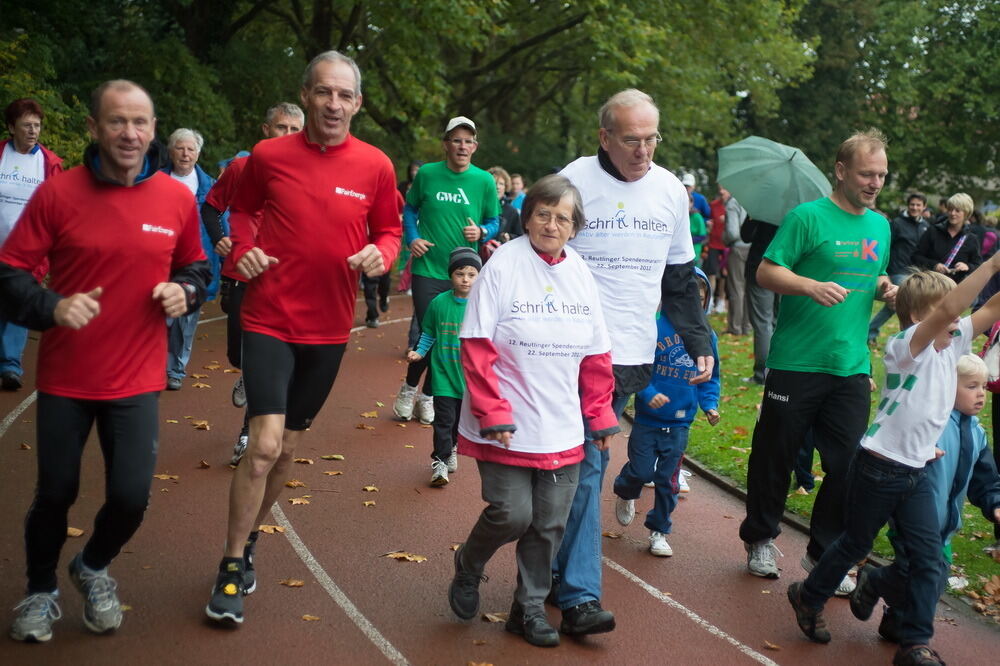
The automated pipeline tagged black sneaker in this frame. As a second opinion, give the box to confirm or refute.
[505,601,559,647]
[243,533,259,595]
[1,371,22,391]
[205,559,244,624]
[892,644,946,665]
[448,545,486,620]
[850,564,880,621]
[166,376,182,391]
[379,296,390,313]
[787,582,831,643]
[878,606,902,644]
[365,318,379,328]
[559,600,615,635]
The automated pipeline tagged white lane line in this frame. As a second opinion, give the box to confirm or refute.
[349,316,411,334]
[603,557,779,665]
[271,504,410,665]
[0,391,37,439]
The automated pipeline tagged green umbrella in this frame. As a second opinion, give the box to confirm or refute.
[717,136,832,225]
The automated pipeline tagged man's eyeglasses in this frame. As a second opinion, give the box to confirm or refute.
[605,130,662,151]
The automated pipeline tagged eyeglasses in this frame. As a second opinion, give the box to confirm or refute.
[533,208,574,228]
[605,129,662,151]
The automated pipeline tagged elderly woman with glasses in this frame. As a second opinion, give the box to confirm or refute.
[447,174,619,648]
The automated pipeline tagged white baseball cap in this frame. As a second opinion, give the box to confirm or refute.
[443,116,477,138]
[682,173,696,187]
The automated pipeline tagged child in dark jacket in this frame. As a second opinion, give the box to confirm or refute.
[612,268,721,557]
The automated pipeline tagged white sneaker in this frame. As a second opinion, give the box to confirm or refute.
[615,497,635,526]
[678,469,691,493]
[649,531,673,557]
[446,447,458,473]
[430,460,449,487]
[715,301,727,314]
[801,554,856,596]
[745,539,782,578]
[231,375,246,408]
[393,383,417,420]
[643,481,655,488]
[416,393,434,424]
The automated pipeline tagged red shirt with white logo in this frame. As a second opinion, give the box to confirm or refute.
[206,155,261,281]
[0,166,205,399]
[229,132,402,344]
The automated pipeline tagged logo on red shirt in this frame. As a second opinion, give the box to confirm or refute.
[141,223,175,237]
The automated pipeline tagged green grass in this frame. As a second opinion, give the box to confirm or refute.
[681,305,999,615]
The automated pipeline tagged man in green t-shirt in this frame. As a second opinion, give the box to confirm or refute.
[739,129,897,586]
[395,116,500,425]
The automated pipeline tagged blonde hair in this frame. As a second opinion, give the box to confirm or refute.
[835,128,888,167]
[895,270,955,329]
[946,192,974,217]
[957,354,988,380]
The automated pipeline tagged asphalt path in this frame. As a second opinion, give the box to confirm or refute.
[0,296,996,665]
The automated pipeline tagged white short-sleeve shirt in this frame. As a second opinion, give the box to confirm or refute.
[0,143,45,244]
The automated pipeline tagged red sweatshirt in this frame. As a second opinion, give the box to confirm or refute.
[229,132,402,344]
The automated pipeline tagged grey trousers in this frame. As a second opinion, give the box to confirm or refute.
[747,281,780,383]
[726,244,752,335]
[461,459,580,612]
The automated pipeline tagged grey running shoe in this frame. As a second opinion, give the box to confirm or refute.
[615,497,635,526]
[205,560,244,624]
[430,460,449,487]
[231,426,249,466]
[446,447,458,473]
[745,539,782,578]
[9,592,61,642]
[231,375,246,408]
[69,554,123,634]
[393,383,417,420]
[243,534,258,595]
[415,393,434,424]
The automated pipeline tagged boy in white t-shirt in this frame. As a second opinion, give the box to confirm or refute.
[786,254,1000,666]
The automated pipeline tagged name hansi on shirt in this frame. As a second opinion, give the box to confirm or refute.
[334,186,367,201]
[141,223,175,237]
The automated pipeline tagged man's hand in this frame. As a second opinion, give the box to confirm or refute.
[706,409,721,426]
[410,238,434,258]
[406,350,423,363]
[153,282,187,318]
[688,356,715,384]
[806,280,848,307]
[647,393,669,409]
[54,287,102,329]
[485,430,513,448]
[236,247,279,280]
[463,217,483,242]
[880,282,898,306]
[347,244,386,277]
[214,237,232,257]
[593,433,616,451]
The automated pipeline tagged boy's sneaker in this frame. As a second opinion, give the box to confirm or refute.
[9,592,61,642]
[448,545,486,620]
[415,393,434,424]
[649,531,673,557]
[446,447,458,473]
[393,383,417,420]
[892,645,945,665]
[205,559,245,624]
[365,318,379,328]
[615,497,635,526]
[68,553,123,634]
[678,469,692,493]
[643,481,655,488]
[231,375,246,408]
[231,426,249,466]
[801,553,856,596]
[243,533,259,595]
[430,460,449,487]
[878,605,902,643]
[787,582,831,643]
[745,539,782,578]
[850,564,880,620]
[379,296,390,313]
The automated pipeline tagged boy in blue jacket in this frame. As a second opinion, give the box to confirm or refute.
[852,353,1000,643]
[612,268,721,557]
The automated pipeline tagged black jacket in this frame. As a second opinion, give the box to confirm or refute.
[912,221,982,282]
[887,213,929,275]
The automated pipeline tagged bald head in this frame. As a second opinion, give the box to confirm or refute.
[90,80,155,120]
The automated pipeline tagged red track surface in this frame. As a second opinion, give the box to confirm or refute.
[0,297,996,665]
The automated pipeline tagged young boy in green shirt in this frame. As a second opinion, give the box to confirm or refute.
[406,247,481,486]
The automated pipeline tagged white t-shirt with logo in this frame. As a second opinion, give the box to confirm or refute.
[561,156,693,365]
[862,316,973,467]
[170,169,199,198]
[458,236,611,454]
[0,143,46,244]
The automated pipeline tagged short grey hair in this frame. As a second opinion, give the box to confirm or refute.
[266,102,304,125]
[168,128,204,153]
[301,50,362,96]
[599,89,658,130]
[522,174,586,233]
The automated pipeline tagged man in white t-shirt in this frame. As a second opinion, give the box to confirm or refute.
[551,88,714,636]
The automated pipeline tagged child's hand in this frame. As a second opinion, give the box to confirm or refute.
[647,393,669,409]
[869,377,878,392]
[706,409,721,426]
[485,430,512,449]
[929,447,945,462]
[406,350,423,363]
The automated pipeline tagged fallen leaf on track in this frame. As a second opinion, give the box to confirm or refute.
[160,488,169,493]
[602,531,622,539]
[302,614,320,621]
[763,640,781,651]
[361,410,378,418]
[356,423,375,430]
[67,527,84,537]
[404,445,414,448]
[192,373,208,379]
[376,401,385,407]
[258,525,285,534]
[279,579,305,587]
[224,368,240,373]
[198,460,211,469]
[286,479,307,488]
[294,458,314,465]
[451,543,461,551]
[165,419,179,424]
[363,501,376,507]
[472,639,487,646]
[192,420,210,430]
[481,612,508,623]
[383,551,427,563]
[363,485,379,492]
[153,473,179,480]
[323,471,343,476]
[289,497,310,505]
[321,454,345,460]
[396,423,407,428]
[191,382,211,389]
[122,605,133,612]
[19,443,31,450]
[204,362,222,370]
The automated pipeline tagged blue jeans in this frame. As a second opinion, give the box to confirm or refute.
[167,311,200,380]
[0,318,28,376]
[552,394,629,610]
[613,422,688,534]
[801,449,942,646]
[868,273,904,339]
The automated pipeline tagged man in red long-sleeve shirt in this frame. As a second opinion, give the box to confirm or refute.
[205,51,402,625]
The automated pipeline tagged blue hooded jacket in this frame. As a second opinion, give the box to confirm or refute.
[161,162,220,299]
